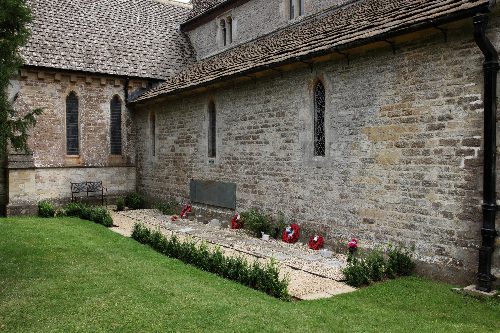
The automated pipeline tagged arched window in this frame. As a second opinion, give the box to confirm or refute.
[289,0,304,19]
[221,19,227,46]
[226,17,233,45]
[208,102,216,158]
[66,92,79,155]
[110,95,122,155]
[150,112,156,157]
[314,81,325,156]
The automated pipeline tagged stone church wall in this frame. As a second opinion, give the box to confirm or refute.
[7,69,141,214]
[187,0,351,60]
[135,17,500,285]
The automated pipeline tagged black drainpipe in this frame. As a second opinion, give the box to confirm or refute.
[473,13,499,292]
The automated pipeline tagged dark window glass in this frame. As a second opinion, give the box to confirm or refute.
[208,102,216,158]
[299,0,304,15]
[290,0,295,19]
[66,92,79,155]
[227,17,233,44]
[150,112,156,156]
[110,95,122,155]
[314,82,325,156]
[221,20,226,46]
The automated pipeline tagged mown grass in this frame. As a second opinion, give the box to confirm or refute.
[0,217,498,333]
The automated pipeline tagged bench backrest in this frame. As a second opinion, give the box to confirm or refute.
[71,181,103,193]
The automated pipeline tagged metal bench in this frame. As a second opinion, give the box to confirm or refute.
[71,181,107,205]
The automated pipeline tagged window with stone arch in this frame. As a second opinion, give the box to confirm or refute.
[150,111,156,157]
[110,95,122,155]
[313,80,325,156]
[220,19,226,46]
[66,91,79,155]
[220,16,233,47]
[226,16,233,45]
[289,0,304,19]
[208,101,216,158]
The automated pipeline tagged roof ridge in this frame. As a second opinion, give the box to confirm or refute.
[132,0,490,102]
[153,0,193,9]
[198,0,362,64]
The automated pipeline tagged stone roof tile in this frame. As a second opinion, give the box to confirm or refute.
[133,0,489,102]
[22,0,195,79]
[188,0,226,19]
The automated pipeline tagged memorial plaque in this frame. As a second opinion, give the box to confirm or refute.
[190,179,236,209]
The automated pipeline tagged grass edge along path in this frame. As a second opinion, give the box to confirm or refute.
[0,217,499,333]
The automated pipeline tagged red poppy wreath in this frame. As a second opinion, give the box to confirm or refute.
[282,223,300,243]
[308,234,324,250]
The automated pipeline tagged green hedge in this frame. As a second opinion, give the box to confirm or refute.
[125,193,145,210]
[132,223,289,300]
[38,200,56,218]
[63,202,113,227]
[343,245,416,287]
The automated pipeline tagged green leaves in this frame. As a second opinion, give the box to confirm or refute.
[131,223,290,300]
[0,0,41,158]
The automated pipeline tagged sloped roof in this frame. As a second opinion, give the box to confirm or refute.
[188,0,226,20]
[132,0,489,102]
[22,0,195,79]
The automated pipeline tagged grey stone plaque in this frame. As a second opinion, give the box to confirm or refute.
[190,179,236,209]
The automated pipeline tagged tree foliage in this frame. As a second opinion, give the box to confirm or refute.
[0,0,42,159]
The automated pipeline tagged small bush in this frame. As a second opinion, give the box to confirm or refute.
[65,202,84,217]
[116,197,125,212]
[343,257,370,287]
[38,200,55,218]
[63,202,113,227]
[131,223,289,300]
[131,223,151,244]
[89,207,113,227]
[386,244,416,277]
[55,208,67,217]
[80,205,93,221]
[125,192,145,210]
[155,199,179,215]
[365,249,386,282]
[343,244,415,288]
[270,211,287,239]
[241,208,272,237]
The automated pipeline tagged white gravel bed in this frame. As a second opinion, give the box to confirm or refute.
[110,209,355,299]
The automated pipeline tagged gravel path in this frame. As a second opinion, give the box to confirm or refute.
[110,209,356,300]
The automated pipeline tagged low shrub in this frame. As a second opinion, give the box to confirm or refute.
[131,223,151,244]
[365,249,386,282]
[38,200,55,218]
[55,207,67,218]
[89,207,113,227]
[80,205,93,221]
[385,244,416,278]
[270,211,287,239]
[125,192,145,210]
[241,208,272,237]
[131,223,290,300]
[65,202,84,217]
[155,199,179,216]
[63,202,113,227]
[343,244,415,288]
[343,257,370,287]
[116,197,125,212]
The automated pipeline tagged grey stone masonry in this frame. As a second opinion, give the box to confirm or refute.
[135,16,500,286]
[185,0,356,60]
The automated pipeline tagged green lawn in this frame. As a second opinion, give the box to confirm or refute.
[0,218,498,333]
